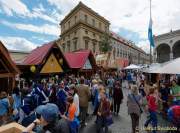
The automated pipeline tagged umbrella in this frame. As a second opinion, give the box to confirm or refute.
[124,64,141,70]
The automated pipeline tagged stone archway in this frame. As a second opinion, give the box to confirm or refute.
[156,43,170,63]
[173,40,180,59]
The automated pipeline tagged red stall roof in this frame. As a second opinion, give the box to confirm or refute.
[65,50,96,69]
[0,41,20,74]
[22,42,54,65]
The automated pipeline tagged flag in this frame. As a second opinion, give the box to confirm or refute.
[148,18,155,47]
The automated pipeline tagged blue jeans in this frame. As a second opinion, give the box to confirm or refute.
[145,110,158,133]
[173,100,180,105]
[96,116,108,133]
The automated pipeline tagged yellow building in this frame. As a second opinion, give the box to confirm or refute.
[57,2,150,66]
[58,2,110,54]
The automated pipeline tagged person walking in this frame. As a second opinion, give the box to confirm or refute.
[127,85,142,133]
[107,76,115,97]
[159,83,170,117]
[144,87,158,133]
[113,81,123,115]
[69,84,80,117]
[61,96,79,133]
[97,89,111,133]
[77,77,91,127]
[57,81,67,115]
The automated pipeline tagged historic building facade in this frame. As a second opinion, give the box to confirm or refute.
[110,32,150,65]
[59,2,109,54]
[154,30,180,63]
[58,2,150,65]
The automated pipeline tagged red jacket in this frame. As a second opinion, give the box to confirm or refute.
[147,95,157,112]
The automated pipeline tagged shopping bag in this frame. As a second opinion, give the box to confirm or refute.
[106,114,113,126]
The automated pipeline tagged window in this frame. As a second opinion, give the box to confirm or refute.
[117,49,120,57]
[74,31,76,36]
[68,21,70,28]
[105,26,108,32]
[85,40,89,49]
[93,42,96,53]
[99,22,101,29]
[74,40,77,51]
[85,30,88,34]
[113,48,116,59]
[74,16,77,23]
[62,43,65,52]
[92,19,95,26]
[67,41,70,52]
[84,15,88,23]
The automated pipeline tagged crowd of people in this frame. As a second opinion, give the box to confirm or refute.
[0,74,114,133]
[0,71,180,133]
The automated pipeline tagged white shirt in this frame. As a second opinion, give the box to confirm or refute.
[73,93,80,116]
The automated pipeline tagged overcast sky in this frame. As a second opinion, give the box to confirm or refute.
[0,0,180,53]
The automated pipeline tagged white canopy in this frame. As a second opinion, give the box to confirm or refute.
[124,64,141,70]
[142,63,162,73]
[151,57,180,74]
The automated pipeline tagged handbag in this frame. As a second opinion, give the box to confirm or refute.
[132,94,143,114]
[106,114,113,126]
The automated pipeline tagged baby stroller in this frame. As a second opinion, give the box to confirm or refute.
[167,105,180,133]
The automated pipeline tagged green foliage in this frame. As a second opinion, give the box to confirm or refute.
[99,33,112,53]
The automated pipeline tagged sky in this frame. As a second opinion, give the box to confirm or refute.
[0,0,180,53]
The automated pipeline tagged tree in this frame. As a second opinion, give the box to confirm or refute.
[99,32,112,68]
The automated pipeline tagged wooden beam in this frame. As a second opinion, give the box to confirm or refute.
[0,59,10,72]
[0,73,14,78]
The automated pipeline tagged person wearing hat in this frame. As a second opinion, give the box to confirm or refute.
[23,103,70,133]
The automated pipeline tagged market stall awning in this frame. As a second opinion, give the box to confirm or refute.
[20,41,69,74]
[0,41,20,75]
[64,50,96,69]
[22,42,54,65]
[124,64,141,70]
[149,57,180,74]
[142,63,162,73]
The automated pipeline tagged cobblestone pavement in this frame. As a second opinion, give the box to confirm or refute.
[80,81,171,133]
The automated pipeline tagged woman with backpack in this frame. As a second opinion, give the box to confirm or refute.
[127,85,142,133]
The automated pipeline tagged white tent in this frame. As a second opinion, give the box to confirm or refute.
[142,63,162,73]
[124,64,141,70]
[151,57,180,74]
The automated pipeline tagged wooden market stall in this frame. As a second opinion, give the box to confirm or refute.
[64,50,97,78]
[17,41,69,81]
[0,41,20,93]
